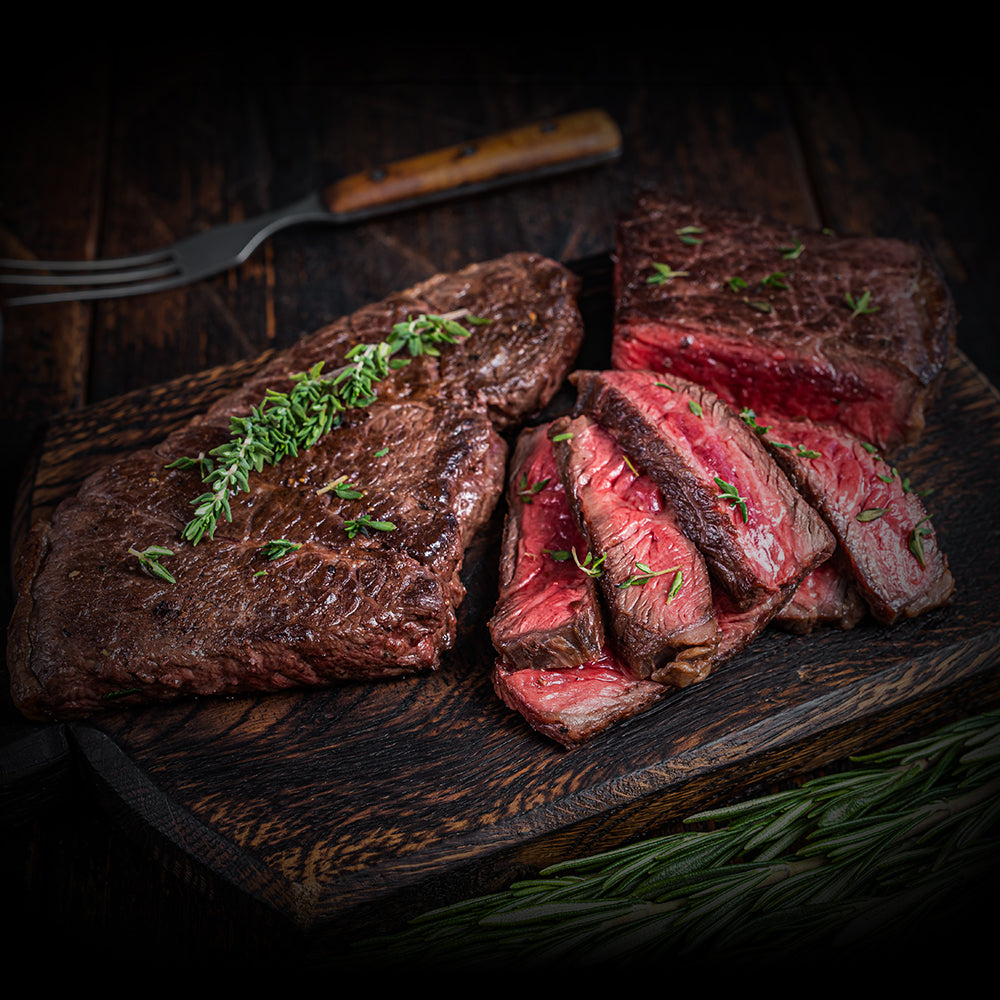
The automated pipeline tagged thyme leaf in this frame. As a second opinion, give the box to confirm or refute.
[128,545,176,584]
[857,507,888,522]
[517,473,550,503]
[618,562,683,597]
[260,539,302,560]
[760,271,789,290]
[846,288,880,317]
[909,515,933,568]
[781,238,804,259]
[715,477,749,523]
[675,225,704,245]
[343,514,397,539]
[739,407,771,435]
[647,262,689,285]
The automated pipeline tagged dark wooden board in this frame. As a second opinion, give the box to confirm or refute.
[11,258,1000,950]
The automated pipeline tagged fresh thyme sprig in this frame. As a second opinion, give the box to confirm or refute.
[544,547,606,578]
[647,262,689,284]
[846,288,880,317]
[348,710,1000,968]
[618,561,683,599]
[517,473,550,504]
[168,310,487,545]
[343,513,397,539]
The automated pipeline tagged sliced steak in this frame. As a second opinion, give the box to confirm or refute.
[611,194,956,453]
[549,413,720,685]
[492,650,665,749]
[773,560,867,634]
[571,369,835,614]
[759,416,954,625]
[8,253,584,721]
[488,424,605,672]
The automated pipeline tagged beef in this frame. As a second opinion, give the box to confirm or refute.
[492,650,665,749]
[773,561,867,634]
[570,369,835,616]
[759,416,954,624]
[550,413,720,684]
[611,194,956,454]
[487,424,605,671]
[8,253,585,721]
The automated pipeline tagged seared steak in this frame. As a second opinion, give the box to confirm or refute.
[570,369,835,614]
[550,413,720,685]
[8,253,584,721]
[773,561,867,634]
[759,416,954,625]
[492,650,664,749]
[611,194,956,453]
[488,424,605,672]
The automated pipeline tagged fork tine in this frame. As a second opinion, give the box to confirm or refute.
[0,248,183,305]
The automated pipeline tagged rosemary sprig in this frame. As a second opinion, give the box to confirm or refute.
[349,710,1000,968]
[169,310,486,545]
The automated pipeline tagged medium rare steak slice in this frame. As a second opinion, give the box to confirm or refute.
[773,560,867,634]
[571,369,835,613]
[759,416,954,625]
[488,424,605,672]
[550,413,719,685]
[611,194,956,453]
[8,253,584,721]
[492,650,665,748]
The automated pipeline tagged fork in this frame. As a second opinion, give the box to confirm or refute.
[1,109,621,306]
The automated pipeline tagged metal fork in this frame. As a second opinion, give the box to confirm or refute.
[0,109,621,307]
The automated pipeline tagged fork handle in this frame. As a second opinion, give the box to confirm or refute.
[322,109,621,219]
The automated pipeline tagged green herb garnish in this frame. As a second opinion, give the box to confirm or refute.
[171,310,486,546]
[618,562,682,597]
[343,514,397,539]
[260,539,302,560]
[857,507,888,522]
[517,473,550,503]
[846,289,880,317]
[676,225,704,245]
[781,238,804,259]
[909,515,933,567]
[128,545,176,584]
[647,262,689,285]
[715,477,749,523]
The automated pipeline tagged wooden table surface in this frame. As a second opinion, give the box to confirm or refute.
[2,38,998,971]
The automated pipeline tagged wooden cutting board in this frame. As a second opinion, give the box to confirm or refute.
[10,257,1000,951]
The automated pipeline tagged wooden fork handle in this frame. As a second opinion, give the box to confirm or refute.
[322,109,621,219]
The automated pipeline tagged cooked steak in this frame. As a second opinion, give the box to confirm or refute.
[492,650,665,749]
[549,412,720,684]
[8,253,585,721]
[570,369,835,614]
[611,194,956,453]
[760,416,954,625]
[773,560,867,634]
[488,424,605,672]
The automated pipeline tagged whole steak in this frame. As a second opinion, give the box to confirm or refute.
[8,253,584,721]
[611,194,956,454]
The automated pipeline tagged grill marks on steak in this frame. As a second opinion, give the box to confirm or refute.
[8,253,585,721]
[759,416,954,625]
[488,425,605,671]
[550,414,720,684]
[611,194,956,453]
[570,369,835,613]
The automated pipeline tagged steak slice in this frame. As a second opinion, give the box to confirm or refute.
[611,194,956,453]
[8,253,584,721]
[759,416,954,625]
[550,413,720,685]
[492,650,665,749]
[488,424,605,672]
[571,369,835,613]
[773,560,867,634]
